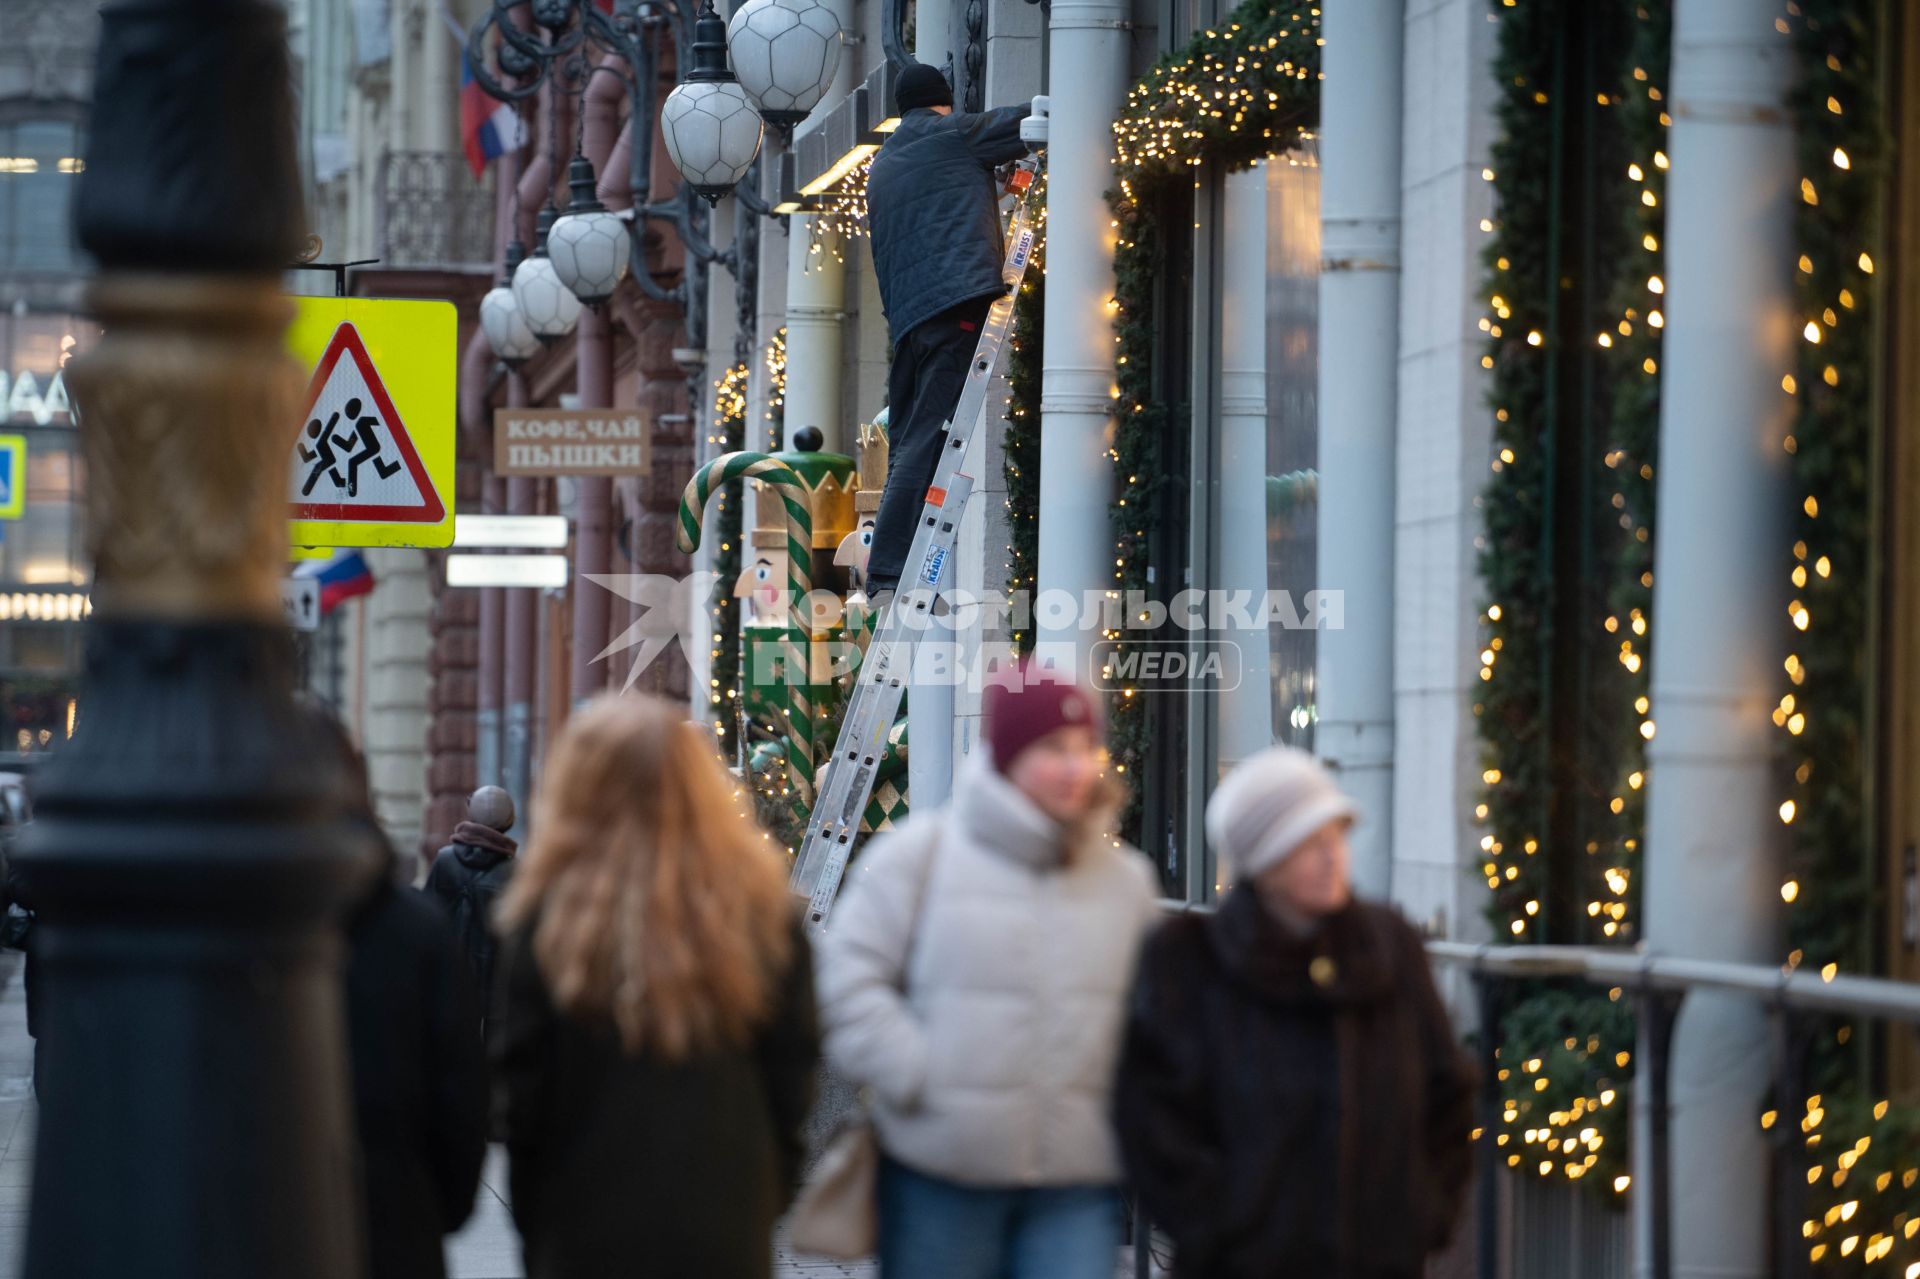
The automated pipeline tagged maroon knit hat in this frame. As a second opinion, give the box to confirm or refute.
[983,660,1103,772]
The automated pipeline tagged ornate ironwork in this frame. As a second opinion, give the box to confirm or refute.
[376,151,496,268]
[465,0,776,352]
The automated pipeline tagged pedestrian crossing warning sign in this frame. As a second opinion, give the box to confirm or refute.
[287,297,455,549]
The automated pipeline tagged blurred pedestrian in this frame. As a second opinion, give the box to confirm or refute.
[310,711,488,1279]
[492,694,819,1279]
[816,660,1158,1279]
[424,784,519,1032]
[1115,746,1475,1279]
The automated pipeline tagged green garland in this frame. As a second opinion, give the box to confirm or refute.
[1106,0,1321,841]
[1782,3,1918,1271]
[1476,0,1558,944]
[1589,1,1668,951]
[709,361,749,760]
[1004,231,1045,656]
[1783,0,1878,1005]
[1476,0,1668,1196]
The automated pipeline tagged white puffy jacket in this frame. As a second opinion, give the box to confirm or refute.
[815,755,1160,1188]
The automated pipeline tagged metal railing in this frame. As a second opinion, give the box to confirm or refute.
[374,150,495,270]
[1427,941,1920,1279]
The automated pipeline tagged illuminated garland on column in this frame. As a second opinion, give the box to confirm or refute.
[1476,0,1664,1196]
[1588,3,1668,954]
[1004,232,1045,655]
[1105,0,1321,841]
[1778,2,1919,1271]
[765,326,788,449]
[709,361,750,758]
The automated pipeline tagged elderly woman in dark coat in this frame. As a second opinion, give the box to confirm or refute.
[1115,746,1476,1279]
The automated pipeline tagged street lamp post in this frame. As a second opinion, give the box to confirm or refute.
[470,0,796,704]
[12,2,384,1276]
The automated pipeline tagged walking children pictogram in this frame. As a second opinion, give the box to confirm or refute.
[287,321,446,525]
[299,397,404,499]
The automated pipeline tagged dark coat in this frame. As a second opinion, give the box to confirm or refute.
[1115,890,1475,1279]
[346,879,490,1279]
[866,103,1031,341]
[493,912,821,1279]
[423,824,518,1023]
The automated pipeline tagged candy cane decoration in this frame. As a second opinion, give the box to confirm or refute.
[678,452,816,806]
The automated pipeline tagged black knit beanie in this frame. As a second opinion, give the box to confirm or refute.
[895,62,954,113]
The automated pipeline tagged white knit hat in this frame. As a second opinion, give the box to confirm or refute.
[1204,746,1360,881]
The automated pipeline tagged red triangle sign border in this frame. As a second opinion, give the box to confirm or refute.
[291,322,447,524]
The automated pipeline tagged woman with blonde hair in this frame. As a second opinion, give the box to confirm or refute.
[492,694,819,1279]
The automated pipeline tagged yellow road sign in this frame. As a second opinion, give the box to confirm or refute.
[287,296,456,549]
[0,434,22,520]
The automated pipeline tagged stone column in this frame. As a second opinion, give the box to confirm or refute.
[1036,0,1129,672]
[1637,3,1795,1275]
[1217,161,1273,770]
[1315,0,1403,897]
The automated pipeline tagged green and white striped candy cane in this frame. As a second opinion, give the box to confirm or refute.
[678,452,816,805]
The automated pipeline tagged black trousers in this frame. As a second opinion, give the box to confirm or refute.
[866,294,996,593]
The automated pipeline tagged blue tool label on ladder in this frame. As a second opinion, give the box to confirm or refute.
[921,545,948,586]
[1009,230,1034,273]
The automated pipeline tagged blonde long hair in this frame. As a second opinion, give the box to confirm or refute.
[496,694,796,1060]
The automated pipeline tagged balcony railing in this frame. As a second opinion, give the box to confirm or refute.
[374,150,494,270]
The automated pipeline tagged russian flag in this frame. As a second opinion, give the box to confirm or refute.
[461,52,528,179]
[296,550,377,615]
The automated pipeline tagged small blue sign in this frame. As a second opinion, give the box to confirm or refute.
[920,544,948,587]
[0,434,24,521]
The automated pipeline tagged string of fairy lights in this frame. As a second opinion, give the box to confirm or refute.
[706,360,750,758]
[806,156,874,264]
[1779,1,1917,1269]
[1475,0,1919,1250]
[704,333,804,845]
[1103,0,1321,837]
[1472,0,1665,1194]
[1002,175,1049,656]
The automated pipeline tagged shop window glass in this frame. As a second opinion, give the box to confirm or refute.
[1264,147,1319,748]
[0,119,86,274]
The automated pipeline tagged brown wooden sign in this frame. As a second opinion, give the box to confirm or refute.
[494,409,651,476]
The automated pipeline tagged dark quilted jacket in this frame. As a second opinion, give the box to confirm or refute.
[866,102,1032,340]
[424,836,516,1023]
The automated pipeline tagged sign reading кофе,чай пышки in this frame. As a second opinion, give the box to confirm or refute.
[494,408,651,477]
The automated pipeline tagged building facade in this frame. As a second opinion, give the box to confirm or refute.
[0,2,99,773]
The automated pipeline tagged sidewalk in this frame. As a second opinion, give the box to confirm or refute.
[445,1149,879,1279]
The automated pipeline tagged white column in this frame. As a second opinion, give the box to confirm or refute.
[784,221,849,452]
[419,0,457,152]
[750,159,792,454]
[1315,0,1402,899]
[915,0,954,67]
[1036,0,1128,672]
[1218,161,1273,770]
[1636,4,1794,1276]
[1391,0,1496,940]
[692,196,742,729]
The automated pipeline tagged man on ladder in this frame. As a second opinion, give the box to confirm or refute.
[789,70,1045,926]
[863,62,1035,601]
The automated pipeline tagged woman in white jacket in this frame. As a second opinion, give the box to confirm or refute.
[816,662,1160,1279]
